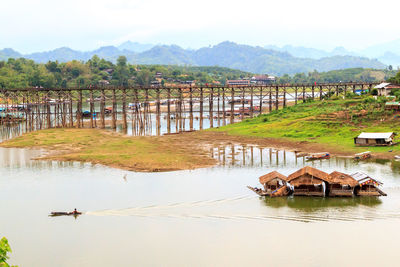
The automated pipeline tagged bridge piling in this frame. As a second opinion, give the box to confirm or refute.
[200,88,204,130]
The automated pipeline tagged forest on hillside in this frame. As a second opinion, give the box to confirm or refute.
[0,55,398,89]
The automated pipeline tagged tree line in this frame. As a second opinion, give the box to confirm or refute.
[0,56,251,89]
[0,55,399,89]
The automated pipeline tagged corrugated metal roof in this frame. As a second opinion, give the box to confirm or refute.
[374,82,391,89]
[357,132,394,139]
[350,172,383,185]
[386,102,400,105]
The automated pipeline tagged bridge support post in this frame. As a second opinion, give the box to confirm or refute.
[46,91,51,128]
[167,88,171,133]
[319,85,323,100]
[90,90,94,128]
[209,87,214,128]
[112,89,116,129]
[312,85,315,100]
[217,88,220,127]
[123,88,128,131]
[241,87,244,121]
[259,86,263,115]
[283,87,286,108]
[230,88,234,124]
[250,86,254,118]
[100,89,105,129]
[200,87,204,130]
[269,86,272,112]
[275,86,279,110]
[222,88,226,126]
[189,87,193,131]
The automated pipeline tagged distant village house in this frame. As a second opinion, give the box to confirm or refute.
[354,132,396,146]
[226,79,250,86]
[374,82,400,96]
[250,75,275,85]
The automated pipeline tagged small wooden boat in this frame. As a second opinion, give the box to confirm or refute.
[295,152,309,157]
[305,152,330,160]
[247,186,269,196]
[50,211,82,217]
[247,185,290,197]
[354,151,371,160]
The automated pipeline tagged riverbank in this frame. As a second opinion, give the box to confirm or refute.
[0,128,215,172]
[209,96,400,159]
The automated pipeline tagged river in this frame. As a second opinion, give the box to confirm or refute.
[1,142,400,266]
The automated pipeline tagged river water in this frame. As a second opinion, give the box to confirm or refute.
[2,141,400,266]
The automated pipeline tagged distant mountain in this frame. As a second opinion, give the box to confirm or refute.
[377,52,400,67]
[27,47,86,62]
[0,48,22,60]
[0,41,387,75]
[362,39,400,58]
[135,42,384,75]
[265,45,359,59]
[136,45,194,65]
[118,41,155,52]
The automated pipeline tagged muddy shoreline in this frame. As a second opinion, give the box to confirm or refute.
[0,129,397,173]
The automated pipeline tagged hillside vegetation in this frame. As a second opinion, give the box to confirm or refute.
[0,41,386,75]
[213,96,400,154]
[0,56,396,89]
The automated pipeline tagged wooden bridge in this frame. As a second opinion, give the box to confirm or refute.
[0,82,378,136]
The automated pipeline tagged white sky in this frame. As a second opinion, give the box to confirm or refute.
[1,0,400,53]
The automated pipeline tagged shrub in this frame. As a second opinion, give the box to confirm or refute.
[0,237,14,267]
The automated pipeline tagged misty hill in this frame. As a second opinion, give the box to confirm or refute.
[117,41,155,52]
[0,41,386,75]
[264,45,359,59]
[0,48,22,61]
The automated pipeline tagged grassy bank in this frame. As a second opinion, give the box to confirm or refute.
[211,96,400,156]
[0,128,215,172]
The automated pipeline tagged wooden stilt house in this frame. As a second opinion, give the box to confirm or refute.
[286,166,331,197]
[328,171,358,197]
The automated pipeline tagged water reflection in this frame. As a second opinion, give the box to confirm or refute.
[210,144,400,176]
[264,196,382,211]
[3,143,400,266]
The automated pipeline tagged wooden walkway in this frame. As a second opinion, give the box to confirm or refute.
[0,82,378,135]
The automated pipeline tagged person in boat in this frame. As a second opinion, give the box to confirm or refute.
[72,208,79,215]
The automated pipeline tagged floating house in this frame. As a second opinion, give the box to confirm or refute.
[258,171,289,197]
[286,166,331,197]
[354,132,395,146]
[248,167,387,198]
[351,172,387,196]
[328,171,358,197]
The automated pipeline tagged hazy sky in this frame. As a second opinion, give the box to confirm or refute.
[1,0,399,53]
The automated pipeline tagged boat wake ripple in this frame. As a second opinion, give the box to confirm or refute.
[85,195,400,223]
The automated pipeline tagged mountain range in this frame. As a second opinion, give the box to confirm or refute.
[0,41,391,76]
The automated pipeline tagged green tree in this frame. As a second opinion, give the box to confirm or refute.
[113,56,129,86]
[0,237,16,267]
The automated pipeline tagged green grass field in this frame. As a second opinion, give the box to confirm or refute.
[212,96,400,154]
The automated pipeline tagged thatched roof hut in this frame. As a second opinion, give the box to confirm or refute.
[254,171,290,197]
[328,171,358,197]
[329,171,358,187]
[259,171,287,185]
[287,166,331,186]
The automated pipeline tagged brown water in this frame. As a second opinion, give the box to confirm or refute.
[2,146,400,266]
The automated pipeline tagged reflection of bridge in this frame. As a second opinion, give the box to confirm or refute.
[0,82,378,135]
